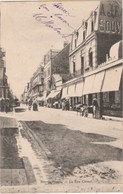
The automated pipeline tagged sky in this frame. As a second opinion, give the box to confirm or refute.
[1,1,99,98]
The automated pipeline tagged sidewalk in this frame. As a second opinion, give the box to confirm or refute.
[0,112,17,128]
[102,115,123,122]
[38,106,123,122]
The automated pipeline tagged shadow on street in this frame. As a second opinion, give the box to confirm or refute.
[25,120,123,174]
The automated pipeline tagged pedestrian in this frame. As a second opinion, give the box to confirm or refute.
[32,99,38,111]
[26,99,28,106]
[1,98,5,112]
[62,100,65,110]
[92,97,98,118]
[5,99,10,113]
[66,99,69,110]
[28,98,32,111]
[82,103,88,117]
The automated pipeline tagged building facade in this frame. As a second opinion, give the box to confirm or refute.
[29,65,44,99]
[0,47,9,99]
[21,83,29,103]
[62,0,122,117]
[21,65,44,103]
[43,49,60,94]
[44,44,70,107]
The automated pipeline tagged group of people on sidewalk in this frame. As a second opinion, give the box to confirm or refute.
[61,97,100,119]
[62,99,70,111]
[26,96,100,119]
[0,98,11,113]
[27,98,38,111]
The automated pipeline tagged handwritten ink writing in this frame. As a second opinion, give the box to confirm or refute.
[52,2,74,17]
[33,13,47,20]
[39,4,49,12]
[34,3,74,39]
[54,13,74,29]
[37,4,74,29]
[33,14,72,38]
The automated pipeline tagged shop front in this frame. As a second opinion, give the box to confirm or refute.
[83,64,123,118]
[46,90,61,108]
[101,65,123,117]
[61,80,84,109]
[61,61,122,118]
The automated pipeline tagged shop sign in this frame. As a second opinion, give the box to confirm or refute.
[98,0,122,34]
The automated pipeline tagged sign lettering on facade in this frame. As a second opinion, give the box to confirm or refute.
[98,1,122,34]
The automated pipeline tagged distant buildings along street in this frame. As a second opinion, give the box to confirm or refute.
[0,47,15,112]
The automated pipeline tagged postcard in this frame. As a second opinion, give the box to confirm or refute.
[0,0,123,193]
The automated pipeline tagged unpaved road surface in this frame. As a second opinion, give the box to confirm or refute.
[0,107,123,192]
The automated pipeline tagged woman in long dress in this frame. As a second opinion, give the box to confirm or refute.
[32,100,38,111]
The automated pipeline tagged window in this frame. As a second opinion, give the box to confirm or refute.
[48,67,50,76]
[89,48,93,67]
[83,95,86,104]
[83,31,86,40]
[115,91,121,104]
[75,38,77,48]
[72,56,76,74]
[81,56,84,75]
[109,91,115,105]
[41,78,44,84]
[44,71,46,78]
[88,94,93,106]
[83,21,87,41]
[91,20,94,32]
[73,62,76,73]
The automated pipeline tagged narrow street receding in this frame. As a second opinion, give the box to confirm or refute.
[0,0,123,192]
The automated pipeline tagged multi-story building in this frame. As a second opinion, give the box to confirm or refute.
[0,47,9,99]
[44,43,70,106]
[62,0,122,117]
[21,65,44,103]
[21,83,29,103]
[29,65,44,99]
[43,49,60,94]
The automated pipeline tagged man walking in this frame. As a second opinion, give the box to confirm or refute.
[92,97,98,118]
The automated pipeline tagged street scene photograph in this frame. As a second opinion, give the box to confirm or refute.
[0,0,123,192]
